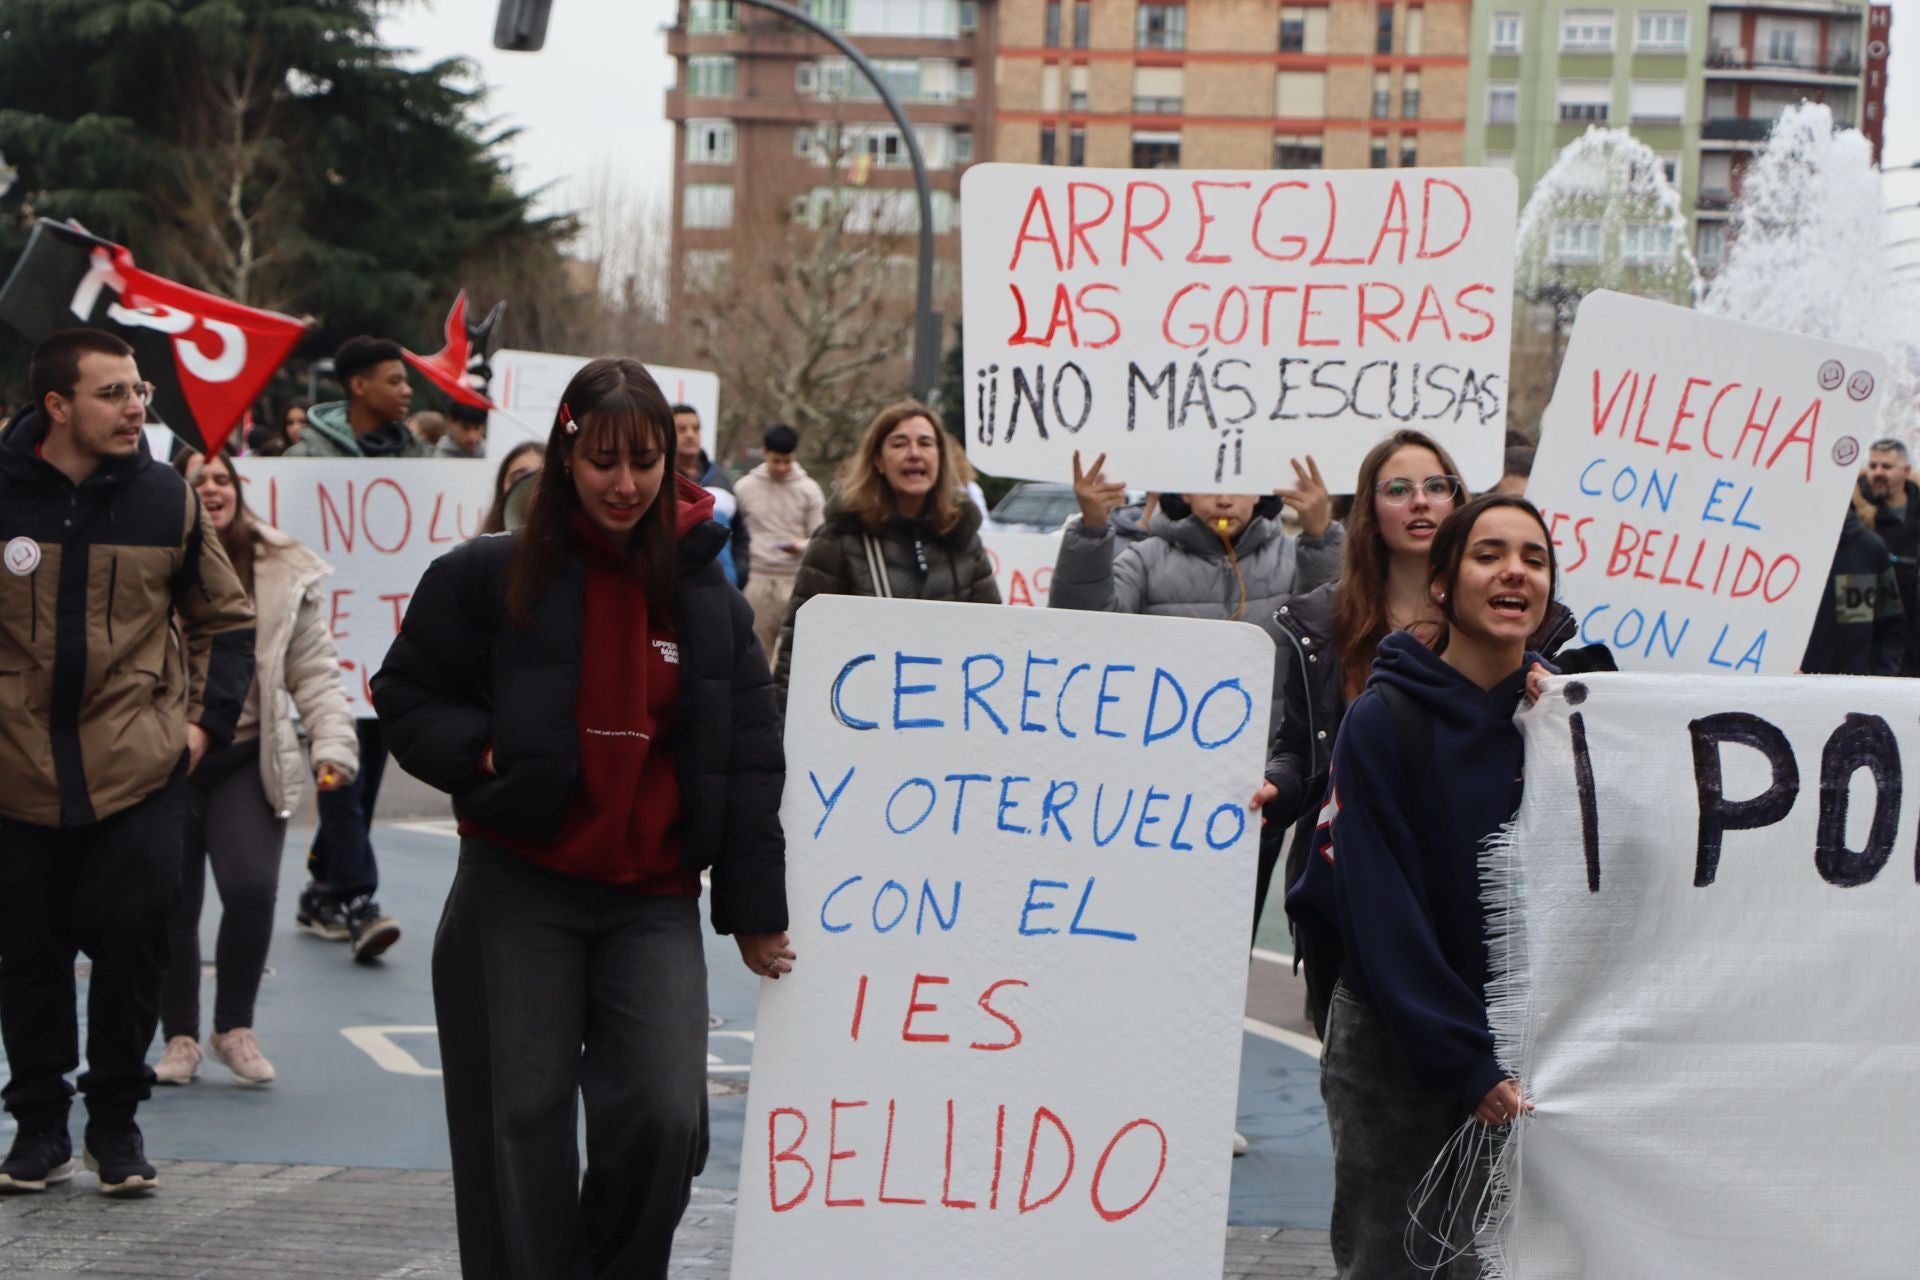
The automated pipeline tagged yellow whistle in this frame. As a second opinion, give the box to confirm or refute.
[1216,518,1230,533]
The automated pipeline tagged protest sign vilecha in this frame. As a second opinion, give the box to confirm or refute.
[1483,674,1920,1278]
[1526,291,1887,674]
[960,164,1516,495]
[732,598,1273,1279]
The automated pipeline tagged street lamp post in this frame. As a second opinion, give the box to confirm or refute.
[498,0,943,402]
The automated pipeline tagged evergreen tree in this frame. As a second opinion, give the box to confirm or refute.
[0,0,569,367]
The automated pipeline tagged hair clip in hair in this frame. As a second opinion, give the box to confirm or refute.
[560,402,579,436]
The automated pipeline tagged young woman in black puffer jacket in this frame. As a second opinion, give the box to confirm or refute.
[773,400,999,711]
[372,357,791,1280]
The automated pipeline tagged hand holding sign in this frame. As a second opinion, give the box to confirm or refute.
[1070,449,1129,530]
[1275,456,1332,538]
[737,931,796,980]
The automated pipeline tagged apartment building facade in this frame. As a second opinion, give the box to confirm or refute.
[992,1,1471,173]
[664,0,999,304]
[1464,0,1888,272]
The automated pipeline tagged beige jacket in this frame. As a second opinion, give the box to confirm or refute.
[734,462,826,579]
[249,526,359,817]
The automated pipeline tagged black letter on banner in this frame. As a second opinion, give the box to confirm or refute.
[1689,712,1799,887]
[1565,682,1601,892]
[1815,713,1899,888]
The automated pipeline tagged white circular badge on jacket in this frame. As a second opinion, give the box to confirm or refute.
[4,537,41,576]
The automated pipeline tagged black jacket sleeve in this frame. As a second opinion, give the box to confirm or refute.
[709,588,789,936]
[196,629,257,747]
[371,544,496,795]
[1263,649,1319,825]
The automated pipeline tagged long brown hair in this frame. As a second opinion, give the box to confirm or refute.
[1334,429,1470,700]
[176,451,264,595]
[503,358,679,626]
[1427,493,1559,652]
[837,400,968,535]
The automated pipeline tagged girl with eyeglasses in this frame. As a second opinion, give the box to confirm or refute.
[1250,432,1608,1028]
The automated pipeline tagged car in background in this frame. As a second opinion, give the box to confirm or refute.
[989,481,1146,532]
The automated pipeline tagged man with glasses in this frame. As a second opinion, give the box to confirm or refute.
[0,328,254,1196]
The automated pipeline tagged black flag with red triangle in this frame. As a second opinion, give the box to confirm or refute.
[0,220,307,456]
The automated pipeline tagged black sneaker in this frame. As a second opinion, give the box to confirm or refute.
[0,1125,75,1193]
[345,895,401,964]
[295,883,349,941]
[82,1121,156,1196]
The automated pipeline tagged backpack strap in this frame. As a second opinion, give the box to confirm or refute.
[862,532,894,599]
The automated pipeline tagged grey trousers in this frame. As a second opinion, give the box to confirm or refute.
[434,839,710,1280]
[1321,984,1481,1280]
[162,738,287,1038]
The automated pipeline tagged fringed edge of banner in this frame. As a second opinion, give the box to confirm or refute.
[1473,816,1532,1280]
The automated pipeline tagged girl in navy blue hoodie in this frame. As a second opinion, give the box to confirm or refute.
[1299,494,1554,1278]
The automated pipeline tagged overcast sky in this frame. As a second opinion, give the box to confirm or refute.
[380,0,1919,227]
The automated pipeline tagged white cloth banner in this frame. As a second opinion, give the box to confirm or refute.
[960,164,1516,493]
[1527,291,1886,674]
[733,598,1272,1279]
[1490,674,1920,1278]
[234,459,494,713]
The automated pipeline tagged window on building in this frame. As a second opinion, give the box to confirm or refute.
[1549,220,1603,263]
[1488,81,1519,125]
[1405,9,1423,55]
[1276,71,1327,118]
[1557,80,1612,122]
[1403,72,1422,119]
[804,0,848,30]
[1559,10,1615,52]
[1137,4,1186,51]
[1372,71,1392,119]
[795,126,820,159]
[1275,134,1324,169]
[1280,6,1329,53]
[1370,140,1389,169]
[1483,151,1516,171]
[1069,128,1086,166]
[1658,152,1681,185]
[1041,63,1062,111]
[1636,11,1688,52]
[1700,151,1733,196]
[1760,19,1802,66]
[954,131,974,165]
[687,55,736,97]
[1621,223,1675,264]
[1073,2,1091,48]
[1695,221,1726,267]
[688,0,737,34]
[960,1,978,34]
[1491,11,1523,53]
[1376,5,1394,54]
[685,119,735,164]
[682,183,734,229]
[1629,81,1685,124]
[1068,64,1090,111]
[1132,132,1181,168]
[796,63,816,94]
[1400,140,1418,168]
[958,65,976,98]
[1045,2,1062,47]
[1040,128,1057,165]
[1133,66,1185,114]
[684,250,731,291]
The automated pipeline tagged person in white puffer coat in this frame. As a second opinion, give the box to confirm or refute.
[153,451,359,1088]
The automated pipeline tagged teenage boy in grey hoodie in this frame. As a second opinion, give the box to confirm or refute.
[735,423,826,662]
[285,337,432,460]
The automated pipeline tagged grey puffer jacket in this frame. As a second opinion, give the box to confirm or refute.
[1049,508,1344,740]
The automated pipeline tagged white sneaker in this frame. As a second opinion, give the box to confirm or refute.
[1232,1130,1249,1157]
[153,1035,201,1085]
[208,1028,276,1086]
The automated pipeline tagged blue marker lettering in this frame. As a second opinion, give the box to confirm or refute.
[1040,779,1079,842]
[1095,663,1136,739]
[1141,668,1189,746]
[1020,652,1059,734]
[809,766,856,839]
[832,654,878,730]
[1019,879,1069,935]
[944,772,992,834]
[1168,794,1196,851]
[886,777,938,834]
[820,875,863,933]
[1055,662,1090,739]
[1068,878,1138,941]
[872,879,911,932]
[997,775,1033,834]
[1205,803,1246,850]
[1134,786,1171,848]
[962,653,1010,734]
[1091,784,1135,847]
[917,881,962,933]
[893,654,945,729]
[1192,678,1253,749]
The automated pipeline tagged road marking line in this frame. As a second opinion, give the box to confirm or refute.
[341,1025,442,1077]
[1244,1015,1323,1060]
[390,819,461,838]
[1251,946,1292,968]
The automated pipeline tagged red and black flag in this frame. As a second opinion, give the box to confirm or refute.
[0,219,307,456]
[403,290,497,410]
